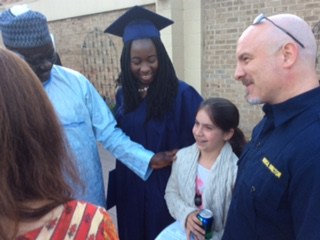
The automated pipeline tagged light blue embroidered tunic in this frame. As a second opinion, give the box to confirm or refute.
[43,65,153,207]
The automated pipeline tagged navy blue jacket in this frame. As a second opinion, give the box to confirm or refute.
[223,87,320,240]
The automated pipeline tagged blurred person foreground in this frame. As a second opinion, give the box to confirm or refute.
[0,47,118,240]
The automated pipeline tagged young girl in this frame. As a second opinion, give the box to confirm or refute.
[165,97,246,240]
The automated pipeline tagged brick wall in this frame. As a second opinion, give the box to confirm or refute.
[49,12,120,73]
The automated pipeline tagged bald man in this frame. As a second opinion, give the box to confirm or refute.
[222,14,320,239]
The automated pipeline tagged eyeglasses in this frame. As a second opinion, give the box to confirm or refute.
[25,54,57,69]
[13,51,57,69]
[253,13,305,48]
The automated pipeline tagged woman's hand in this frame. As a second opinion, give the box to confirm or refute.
[186,210,205,240]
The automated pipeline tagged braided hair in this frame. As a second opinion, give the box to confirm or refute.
[118,37,179,121]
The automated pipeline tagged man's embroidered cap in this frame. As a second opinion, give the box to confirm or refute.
[0,5,51,48]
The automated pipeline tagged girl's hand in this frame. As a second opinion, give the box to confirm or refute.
[186,210,205,240]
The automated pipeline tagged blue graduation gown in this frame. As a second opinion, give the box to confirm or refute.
[113,81,203,240]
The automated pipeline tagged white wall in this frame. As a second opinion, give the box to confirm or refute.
[183,0,201,93]
[27,0,155,21]
[157,0,202,93]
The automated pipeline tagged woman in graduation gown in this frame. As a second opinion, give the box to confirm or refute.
[105,6,203,240]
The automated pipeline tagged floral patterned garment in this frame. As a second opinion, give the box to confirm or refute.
[16,200,119,240]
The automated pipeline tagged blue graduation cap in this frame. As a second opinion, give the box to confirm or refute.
[104,5,174,43]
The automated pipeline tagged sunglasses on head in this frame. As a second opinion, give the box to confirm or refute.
[253,13,305,48]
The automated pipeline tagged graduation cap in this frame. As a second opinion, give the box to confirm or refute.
[104,5,174,43]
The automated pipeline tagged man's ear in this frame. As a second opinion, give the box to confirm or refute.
[281,42,298,68]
